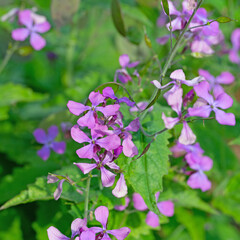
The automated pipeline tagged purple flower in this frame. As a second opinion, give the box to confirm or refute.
[129,101,154,112]
[114,197,130,211]
[67,91,120,129]
[188,81,236,126]
[186,153,213,192]
[74,152,119,187]
[112,173,128,198]
[33,126,66,161]
[229,28,240,64]
[47,218,89,240]
[115,54,139,83]
[71,125,121,159]
[102,87,135,107]
[162,88,196,145]
[12,9,50,50]
[90,206,131,240]
[199,69,234,91]
[133,192,174,228]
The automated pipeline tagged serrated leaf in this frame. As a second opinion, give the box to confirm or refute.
[162,0,169,16]
[216,16,232,23]
[118,104,171,215]
[111,0,126,37]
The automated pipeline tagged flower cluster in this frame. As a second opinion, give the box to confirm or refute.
[11,9,50,50]
[47,206,131,240]
[67,88,140,198]
[171,142,213,191]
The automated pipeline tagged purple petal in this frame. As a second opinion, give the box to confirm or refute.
[67,101,90,116]
[47,226,69,240]
[187,171,211,192]
[214,92,233,109]
[122,136,138,157]
[193,81,213,103]
[74,162,97,174]
[191,40,214,55]
[19,10,33,28]
[151,80,162,89]
[91,124,109,139]
[89,227,102,234]
[71,125,91,143]
[33,21,51,33]
[231,28,240,49]
[76,144,94,159]
[54,179,65,200]
[100,167,116,187]
[77,110,96,129]
[52,142,66,154]
[157,201,174,217]
[132,193,148,211]
[47,175,59,183]
[162,113,179,129]
[181,76,203,87]
[229,49,240,64]
[167,17,183,31]
[170,69,186,81]
[125,118,140,132]
[199,156,213,171]
[97,104,120,117]
[101,151,114,165]
[118,97,135,107]
[188,105,212,118]
[198,69,214,82]
[97,134,121,151]
[129,101,153,112]
[89,91,105,107]
[33,128,47,144]
[112,174,128,198]
[127,61,139,68]
[107,227,131,240]
[30,32,46,50]
[102,87,116,99]
[214,109,236,126]
[71,218,87,238]
[80,231,95,240]
[146,211,159,227]
[94,206,109,229]
[179,121,196,145]
[114,197,130,211]
[37,145,50,161]
[119,54,130,68]
[12,28,30,41]
[216,72,234,85]
[156,35,170,45]
[48,126,59,141]
[166,87,183,115]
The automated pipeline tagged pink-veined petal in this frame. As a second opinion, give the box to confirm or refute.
[167,87,183,115]
[179,121,196,145]
[112,173,128,198]
[96,134,121,151]
[193,81,213,103]
[33,128,47,144]
[30,32,46,50]
[122,136,138,157]
[214,108,236,126]
[67,100,90,116]
[157,201,174,217]
[89,91,105,107]
[33,21,51,33]
[162,113,179,129]
[133,193,148,211]
[94,206,109,229]
[89,227,102,234]
[77,110,96,129]
[71,125,91,143]
[71,218,87,238]
[125,118,140,132]
[97,104,120,117]
[52,142,66,154]
[214,92,233,109]
[146,211,159,228]
[170,69,186,81]
[53,179,65,200]
[74,162,97,174]
[102,87,116,99]
[37,145,50,161]
[188,105,212,118]
[12,28,30,41]
[107,227,131,240]
[76,144,94,159]
[100,167,116,187]
[47,226,69,240]
[80,231,95,240]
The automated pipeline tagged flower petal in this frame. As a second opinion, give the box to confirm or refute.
[102,87,116,99]
[52,142,66,154]
[48,126,59,141]
[94,206,109,229]
[170,69,186,81]
[97,104,120,117]
[166,87,183,115]
[53,179,65,200]
[33,21,51,33]
[77,110,96,129]
[122,136,138,157]
[214,109,236,126]
[146,211,159,228]
[193,81,213,103]
[89,91,105,107]
[157,201,174,217]
[30,32,46,50]
[115,197,130,211]
[188,105,212,118]
[162,113,179,129]
[127,61,139,68]
[107,227,131,240]
[71,125,91,143]
[74,162,97,174]
[71,218,87,238]
[76,144,94,159]
[133,193,148,211]
[12,28,30,41]
[187,171,211,192]
[47,226,69,240]
[37,145,50,161]
[80,231,95,240]
[119,54,130,68]
[100,167,116,187]
[179,121,196,145]
[125,118,140,132]
[216,72,235,85]
[118,97,135,107]
[215,92,233,109]
[67,100,90,116]
[19,10,33,28]
[198,69,214,82]
[33,128,47,144]
[97,134,121,151]
[112,174,128,198]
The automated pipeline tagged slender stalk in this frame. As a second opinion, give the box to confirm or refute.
[84,174,91,220]
[0,42,18,75]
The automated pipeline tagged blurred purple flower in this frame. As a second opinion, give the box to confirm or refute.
[229,28,240,64]
[33,125,66,161]
[12,9,50,50]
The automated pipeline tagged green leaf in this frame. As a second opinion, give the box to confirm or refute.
[111,0,127,37]
[162,0,169,16]
[126,26,143,45]
[0,83,47,107]
[0,165,83,210]
[215,16,232,23]
[118,104,171,214]
[229,136,240,145]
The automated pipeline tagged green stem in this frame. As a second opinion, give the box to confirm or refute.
[0,42,18,75]
[84,174,91,220]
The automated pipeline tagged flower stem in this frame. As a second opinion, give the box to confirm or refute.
[84,174,91,220]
